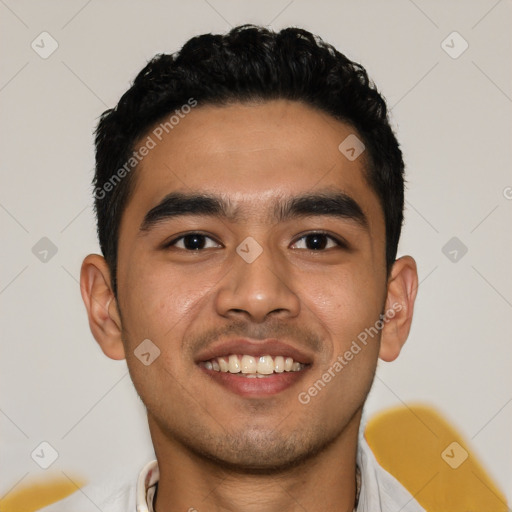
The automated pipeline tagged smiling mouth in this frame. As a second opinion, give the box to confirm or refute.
[199,354,309,377]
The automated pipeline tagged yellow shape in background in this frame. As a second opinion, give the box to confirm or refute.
[0,474,85,512]
[365,404,508,512]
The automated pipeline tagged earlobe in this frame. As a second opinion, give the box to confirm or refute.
[379,256,419,362]
[80,254,126,360]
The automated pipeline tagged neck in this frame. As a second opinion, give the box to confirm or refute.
[149,411,361,512]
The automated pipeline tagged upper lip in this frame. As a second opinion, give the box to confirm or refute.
[195,339,314,365]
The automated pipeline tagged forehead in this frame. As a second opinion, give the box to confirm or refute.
[120,99,384,235]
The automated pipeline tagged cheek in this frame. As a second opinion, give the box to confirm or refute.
[119,260,208,410]
[120,254,217,344]
[301,266,384,340]
[298,270,383,410]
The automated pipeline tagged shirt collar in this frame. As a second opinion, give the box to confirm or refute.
[136,459,360,511]
[136,460,159,512]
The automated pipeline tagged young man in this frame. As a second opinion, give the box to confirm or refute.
[42,24,421,512]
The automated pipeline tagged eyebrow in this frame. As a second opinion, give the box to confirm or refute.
[138,191,369,234]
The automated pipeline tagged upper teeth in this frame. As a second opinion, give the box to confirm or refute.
[203,354,305,374]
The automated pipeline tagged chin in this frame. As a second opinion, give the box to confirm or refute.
[185,426,335,475]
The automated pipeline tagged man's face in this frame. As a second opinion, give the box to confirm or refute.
[114,99,388,469]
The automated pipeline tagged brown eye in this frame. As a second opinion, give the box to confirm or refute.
[291,233,345,251]
[166,233,221,250]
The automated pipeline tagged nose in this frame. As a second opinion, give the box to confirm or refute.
[215,244,301,323]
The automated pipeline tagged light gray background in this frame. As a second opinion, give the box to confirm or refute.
[1,0,511,505]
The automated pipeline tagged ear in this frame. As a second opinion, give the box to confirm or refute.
[80,254,126,360]
[379,256,419,362]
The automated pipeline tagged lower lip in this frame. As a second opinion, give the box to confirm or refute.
[199,367,309,397]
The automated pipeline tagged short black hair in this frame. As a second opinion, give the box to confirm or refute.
[93,24,405,298]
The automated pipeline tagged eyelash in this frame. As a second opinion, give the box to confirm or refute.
[163,231,347,251]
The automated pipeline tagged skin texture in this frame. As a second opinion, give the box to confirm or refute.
[80,99,418,512]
